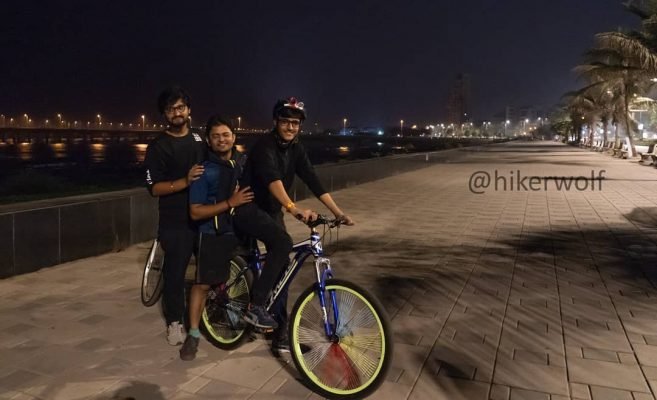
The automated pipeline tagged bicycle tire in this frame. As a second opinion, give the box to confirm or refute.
[289,279,393,400]
[141,239,164,307]
[201,256,253,350]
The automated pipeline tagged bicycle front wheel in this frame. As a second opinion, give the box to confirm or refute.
[289,279,393,400]
[141,239,164,307]
[201,256,253,350]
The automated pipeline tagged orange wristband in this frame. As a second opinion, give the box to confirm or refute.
[284,201,295,211]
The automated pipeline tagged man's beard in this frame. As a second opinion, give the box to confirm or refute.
[169,116,188,127]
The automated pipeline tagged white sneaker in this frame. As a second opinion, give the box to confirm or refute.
[167,321,186,346]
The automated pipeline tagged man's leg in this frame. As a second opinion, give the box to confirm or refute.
[233,205,292,327]
[180,284,208,360]
[159,227,195,345]
[268,211,290,353]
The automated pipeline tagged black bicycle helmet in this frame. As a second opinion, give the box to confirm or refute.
[273,97,306,121]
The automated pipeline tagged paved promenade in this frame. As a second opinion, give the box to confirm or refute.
[2,141,657,400]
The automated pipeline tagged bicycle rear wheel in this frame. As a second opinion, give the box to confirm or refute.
[289,279,393,400]
[141,239,164,307]
[201,256,253,350]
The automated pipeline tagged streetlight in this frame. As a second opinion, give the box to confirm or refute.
[45,119,49,127]
[400,120,404,136]
[57,113,62,127]
[0,114,4,127]
[97,114,102,128]
[238,116,241,130]
[505,120,510,137]
[343,118,347,134]
[23,114,29,127]
[141,115,145,130]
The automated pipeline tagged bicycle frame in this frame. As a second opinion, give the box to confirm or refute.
[221,223,339,338]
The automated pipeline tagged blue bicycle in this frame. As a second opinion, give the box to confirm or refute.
[201,215,393,399]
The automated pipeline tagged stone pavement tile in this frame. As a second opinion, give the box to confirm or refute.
[631,344,657,367]
[582,348,620,363]
[564,327,633,352]
[644,366,657,380]
[509,387,550,400]
[498,326,565,355]
[567,357,650,392]
[359,381,412,400]
[621,317,657,336]
[0,370,50,394]
[22,344,114,377]
[201,355,283,391]
[389,343,432,387]
[88,357,149,379]
[98,379,174,400]
[633,393,655,400]
[268,374,313,398]
[168,391,217,399]
[490,383,510,400]
[0,340,49,371]
[570,382,591,399]
[513,349,549,365]
[493,358,568,396]
[1,393,40,400]
[27,371,120,400]
[619,352,639,365]
[408,371,489,400]
[391,315,443,347]
[589,385,633,400]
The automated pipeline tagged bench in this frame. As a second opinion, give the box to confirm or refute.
[639,144,656,165]
[618,137,635,158]
[609,142,623,156]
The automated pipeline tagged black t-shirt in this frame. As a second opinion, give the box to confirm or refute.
[245,133,326,214]
[144,130,207,229]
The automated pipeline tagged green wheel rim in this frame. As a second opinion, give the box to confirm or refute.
[291,284,387,396]
[202,261,250,344]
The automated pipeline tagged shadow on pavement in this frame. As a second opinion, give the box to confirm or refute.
[95,381,166,400]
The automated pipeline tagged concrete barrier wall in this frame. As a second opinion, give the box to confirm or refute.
[0,148,464,278]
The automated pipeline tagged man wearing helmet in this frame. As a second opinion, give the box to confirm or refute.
[241,97,355,354]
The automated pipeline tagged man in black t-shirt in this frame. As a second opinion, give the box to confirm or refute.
[243,97,354,355]
[144,86,206,346]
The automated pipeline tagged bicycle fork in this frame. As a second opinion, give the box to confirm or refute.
[314,257,339,338]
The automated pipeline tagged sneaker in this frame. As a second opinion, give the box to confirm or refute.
[179,335,200,361]
[167,321,186,346]
[243,305,279,330]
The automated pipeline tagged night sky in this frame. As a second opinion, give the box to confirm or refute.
[1,1,638,129]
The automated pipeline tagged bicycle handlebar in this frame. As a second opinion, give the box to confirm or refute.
[296,213,343,229]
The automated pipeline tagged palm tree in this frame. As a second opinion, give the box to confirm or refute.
[570,0,657,151]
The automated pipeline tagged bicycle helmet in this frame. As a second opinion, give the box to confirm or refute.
[273,97,306,121]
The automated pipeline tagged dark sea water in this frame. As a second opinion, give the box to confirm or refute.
[0,129,498,203]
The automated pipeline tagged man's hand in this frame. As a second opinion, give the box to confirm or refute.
[228,186,254,207]
[293,208,318,223]
[336,214,355,226]
[186,164,205,185]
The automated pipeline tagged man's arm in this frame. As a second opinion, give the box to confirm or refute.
[144,142,204,197]
[293,146,355,224]
[151,164,204,197]
[190,186,254,220]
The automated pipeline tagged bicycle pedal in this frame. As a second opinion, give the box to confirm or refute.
[254,327,275,334]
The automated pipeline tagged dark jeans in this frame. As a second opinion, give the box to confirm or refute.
[159,226,196,325]
[233,205,292,330]
[268,211,290,333]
